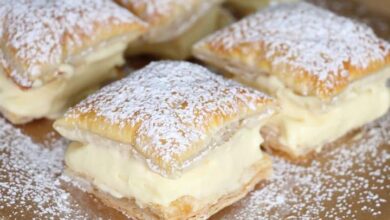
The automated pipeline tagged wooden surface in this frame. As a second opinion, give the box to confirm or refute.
[0,0,390,219]
[355,0,390,17]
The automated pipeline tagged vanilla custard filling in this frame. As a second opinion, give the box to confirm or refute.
[0,40,128,121]
[251,67,390,155]
[65,124,264,206]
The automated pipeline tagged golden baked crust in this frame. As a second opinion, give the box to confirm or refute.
[66,155,272,220]
[193,2,390,100]
[54,61,276,177]
[115,0,223,43]
[0,0,147,89]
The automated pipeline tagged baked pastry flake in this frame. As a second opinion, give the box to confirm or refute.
[54,61,276,219]
[0,0,147,124]
[193,2,390,158]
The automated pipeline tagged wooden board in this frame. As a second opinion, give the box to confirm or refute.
[0,0,389,219]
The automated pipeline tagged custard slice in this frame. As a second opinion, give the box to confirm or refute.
[193,2,390,158]
[54,61,277,220]
[0,0,147,124]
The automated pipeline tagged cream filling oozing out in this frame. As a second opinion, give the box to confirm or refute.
[0,40,128,121]
[65,124,264,207]
[247,67,390,156]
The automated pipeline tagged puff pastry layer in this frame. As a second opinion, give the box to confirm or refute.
[193,2,390,158]
[0,0,147,123]
[55,61,275,219]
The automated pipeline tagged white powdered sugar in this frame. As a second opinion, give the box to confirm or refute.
[0,0,143,88]
[218,113,390,220]
[197,2,390,96]
[0,118,89,219]
[65,61,272,176]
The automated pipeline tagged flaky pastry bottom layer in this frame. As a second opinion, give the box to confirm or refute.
[64,123,272,219]
[65,124,266,205]
[66,155,271,220]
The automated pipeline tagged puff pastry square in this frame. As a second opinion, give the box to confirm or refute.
[193,2,390,158]
[54,61,276,220]
[0,0,147,124]
[116,0,229,59]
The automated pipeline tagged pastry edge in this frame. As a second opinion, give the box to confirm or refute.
[193,28,390,100]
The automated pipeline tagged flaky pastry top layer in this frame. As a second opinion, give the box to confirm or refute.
[0,0,147,89]
[55,61,275,177]
[193,2,390,99]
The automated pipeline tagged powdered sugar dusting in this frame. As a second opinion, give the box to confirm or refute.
[217,113,390,219]
[197,2,390,97]
[65,61,272,176]
[0,0,143,88]
[0,118,89,219]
